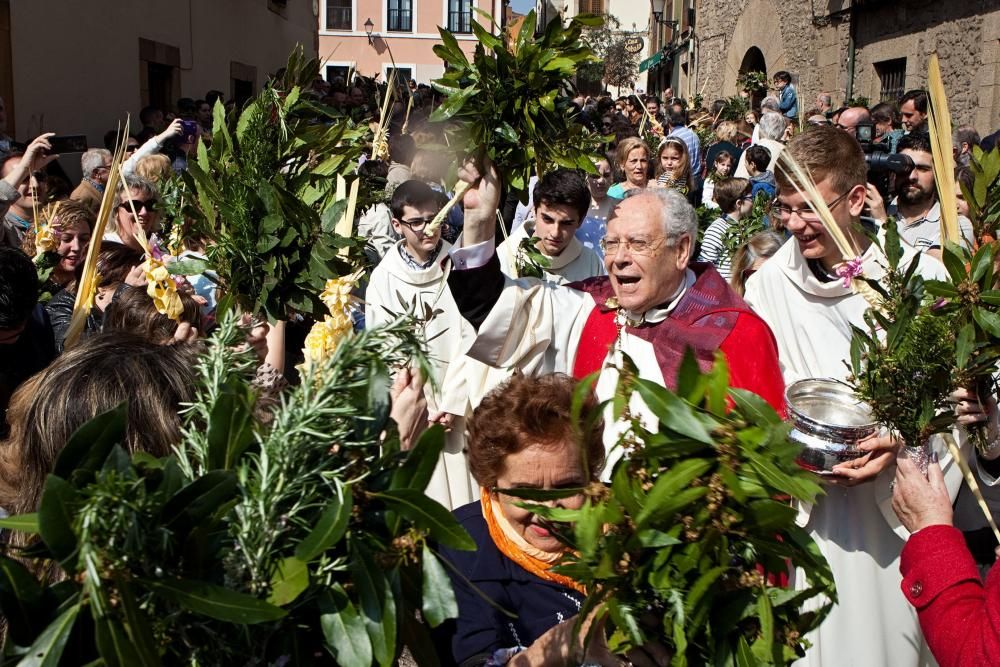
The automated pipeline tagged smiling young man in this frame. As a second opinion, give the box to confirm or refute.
[497,169,604,284]
[743,125,962,667]
[446,157,784,472]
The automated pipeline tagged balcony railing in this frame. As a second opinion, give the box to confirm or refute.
[325,6,352,31]
[448,10,472,33]
[388,8,412,31]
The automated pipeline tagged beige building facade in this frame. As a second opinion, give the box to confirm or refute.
[694,0,1000,134]
[318,0,502,86]
[1,0,317,151]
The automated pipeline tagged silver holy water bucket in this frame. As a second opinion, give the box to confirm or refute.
[786,379,878,474]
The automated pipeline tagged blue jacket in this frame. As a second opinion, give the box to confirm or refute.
[438,501,585,666]
[778,84,798,119]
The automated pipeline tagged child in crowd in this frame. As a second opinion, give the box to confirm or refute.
[701,150,734,208]
[697,177,752,281]
[744,145,777,200]
[654,137,693,199]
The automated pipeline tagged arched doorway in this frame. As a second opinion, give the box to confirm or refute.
[739,47,768,109]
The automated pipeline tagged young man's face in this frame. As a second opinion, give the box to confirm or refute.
[645,100,660,118]
[532,201,582,257]
[900,100,927,132]
[776,176,863,268]
[391,202,441,263]
[774,78,787,90]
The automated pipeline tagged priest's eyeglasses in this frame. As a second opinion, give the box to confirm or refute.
[600,237,664,257]
[398,216,435,232]
[768,191,851,223]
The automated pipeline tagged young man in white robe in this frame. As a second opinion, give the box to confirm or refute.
[364,180,478,510]
[497,169,605,284]
[743,125,966,667]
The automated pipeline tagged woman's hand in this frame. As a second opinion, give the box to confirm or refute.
[389,367,428,451]
[829,433,900,486]
[952,385,1000,459]
[892,450,953,533]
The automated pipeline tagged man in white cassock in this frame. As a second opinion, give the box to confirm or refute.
[365,180,479,510]
[744,125,965,666]
[496,169,604,284]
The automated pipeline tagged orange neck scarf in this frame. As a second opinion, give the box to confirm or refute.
[481,487,586,595]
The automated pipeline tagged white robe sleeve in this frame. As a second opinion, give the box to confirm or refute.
[465,276,595,377]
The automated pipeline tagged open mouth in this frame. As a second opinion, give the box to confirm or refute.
[796,233,820,245]
[615,275,640,292]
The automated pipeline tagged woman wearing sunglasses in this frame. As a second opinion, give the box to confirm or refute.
[106,175,160,251]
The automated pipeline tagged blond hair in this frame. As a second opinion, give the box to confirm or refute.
[135,154,173,184]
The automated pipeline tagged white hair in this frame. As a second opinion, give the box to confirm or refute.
[629,188,697,243]
[758,111,786,141]
[760,96,780,112]
[81,148,111,178]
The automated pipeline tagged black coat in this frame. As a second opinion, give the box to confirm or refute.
[438,501,585,667]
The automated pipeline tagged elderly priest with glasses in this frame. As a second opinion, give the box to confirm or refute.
[445,159,786,467]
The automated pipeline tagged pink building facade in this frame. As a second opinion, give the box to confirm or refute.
[319,0,503,87]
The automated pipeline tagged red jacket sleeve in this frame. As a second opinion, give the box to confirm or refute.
[719,312,786,417]
[900,524,1000,667]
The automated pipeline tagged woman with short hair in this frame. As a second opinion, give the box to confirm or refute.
[441,372,608,667]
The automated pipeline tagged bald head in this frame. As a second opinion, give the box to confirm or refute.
[836,107,872,137]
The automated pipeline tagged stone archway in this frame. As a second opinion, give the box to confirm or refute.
[721,0,787,99]
[739,46,768,108]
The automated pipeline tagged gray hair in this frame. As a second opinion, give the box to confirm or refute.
[634,188,697,243]
[117,174,159,201]
[80,148,111,178]
[954,125,980,148]
[758,111,787,141]
[817,93,832,107]
[760,96,780,112]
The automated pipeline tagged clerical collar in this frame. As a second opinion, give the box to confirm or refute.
[613,269,697,327]
[806,259,838,283]
[398,241,442,270]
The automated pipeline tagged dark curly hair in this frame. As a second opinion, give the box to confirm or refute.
[467,373,605,489]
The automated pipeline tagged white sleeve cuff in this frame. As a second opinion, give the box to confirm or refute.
[449,238,496,270]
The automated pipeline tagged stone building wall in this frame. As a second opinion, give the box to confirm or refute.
[851,0,999,134]
[693,0,1000,134]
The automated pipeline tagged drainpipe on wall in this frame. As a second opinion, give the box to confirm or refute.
[845,2,856,101]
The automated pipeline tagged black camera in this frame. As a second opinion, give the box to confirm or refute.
[856,123,914,199]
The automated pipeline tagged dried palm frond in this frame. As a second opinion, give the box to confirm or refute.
[926,53,960,245]
[372,68,398,161]
[64,119,130,348]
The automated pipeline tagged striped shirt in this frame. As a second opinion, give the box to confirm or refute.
[698,216,733,281]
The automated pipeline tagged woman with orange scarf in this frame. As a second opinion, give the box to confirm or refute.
[439,372,608,667]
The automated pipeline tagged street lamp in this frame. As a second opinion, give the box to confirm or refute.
[651,11,679,31]
[364,17,375,44]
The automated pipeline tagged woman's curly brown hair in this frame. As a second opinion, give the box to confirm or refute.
[467,373,605,489]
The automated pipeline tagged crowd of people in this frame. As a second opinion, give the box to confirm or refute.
[3,62,1000,667]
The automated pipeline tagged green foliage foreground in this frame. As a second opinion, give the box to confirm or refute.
[508,357,836,666]
[0,331,835,666]
[0,314,468,666]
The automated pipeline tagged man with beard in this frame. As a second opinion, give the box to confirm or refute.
[889,132,973,258]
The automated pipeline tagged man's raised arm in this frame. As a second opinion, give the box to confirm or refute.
[447,158,505,330]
